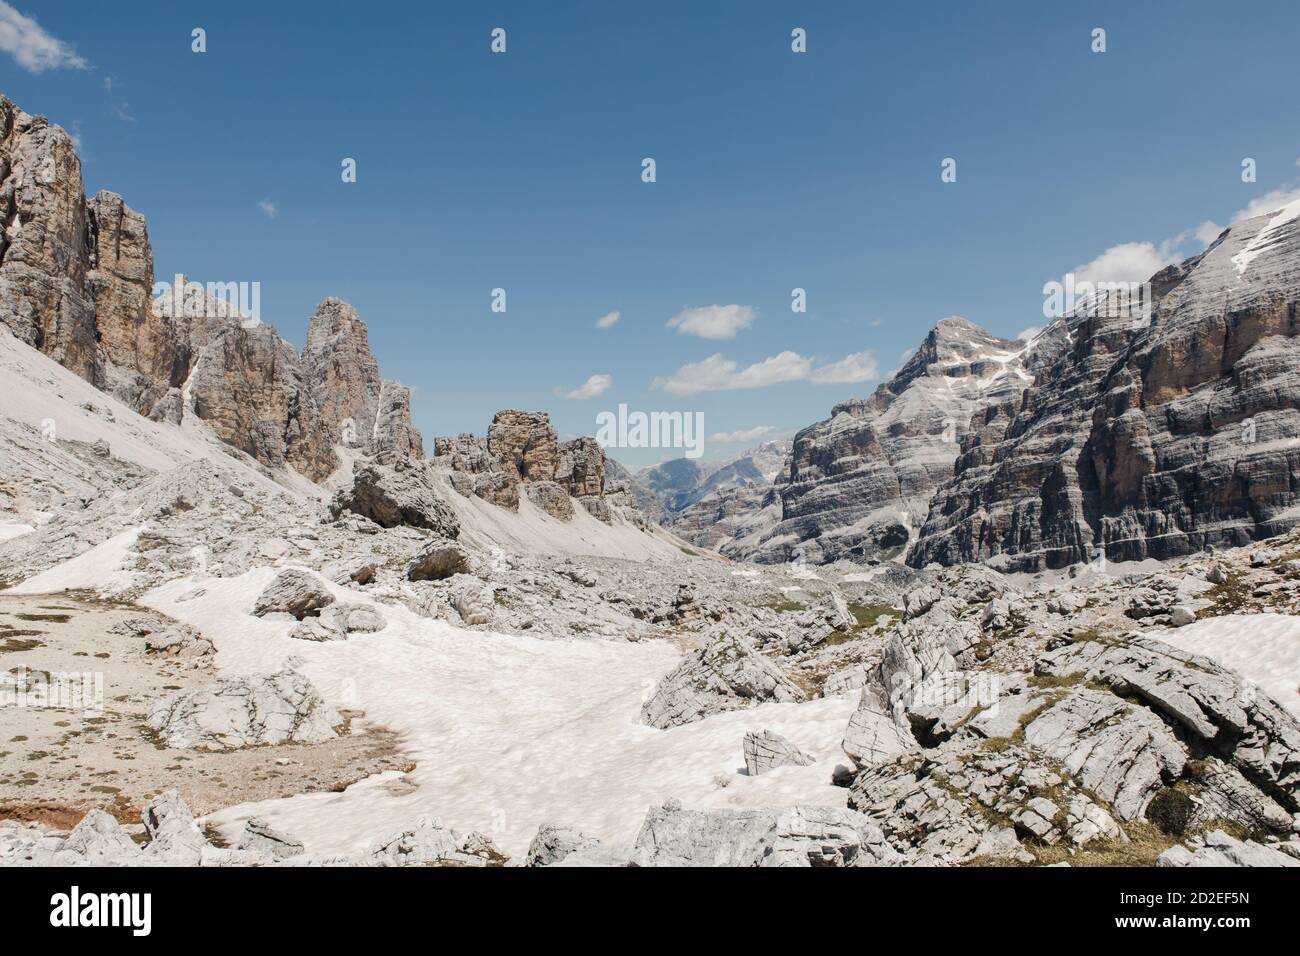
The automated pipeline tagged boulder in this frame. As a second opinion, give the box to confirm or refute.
[641,633,806,729]
[146,667,341,750]
[252,569,335,620]
[629,802,901,867]
[451,575,494,626]
[407,539,472,582]
[823,589,855,632]
[141,790,208,865]
[330,463,460,537]
[524,823,602,867]
[743,729,814,775]
[63,809,140,864]
[369,818,506,867]
[237,818,305,860]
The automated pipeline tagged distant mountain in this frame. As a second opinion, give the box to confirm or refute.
[627,440,793,537]
[721,317,1035,564]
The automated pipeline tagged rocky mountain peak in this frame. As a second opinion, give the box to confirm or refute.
[909,203,1300,571]
[0,92,423,484]
[302,297,383,451]
[718,316,1032,565]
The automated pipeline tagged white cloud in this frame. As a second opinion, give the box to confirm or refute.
[1070,239,1182,286]
[653,349,879,395]
[653,351,809,395]
[555,373,612,400]
[808,350,879,385]
[0,2,88,72]
[1193,220,1224,247]
[1016,326,1041,342]
[666,304,757,340]
[1232,185,1300,223]
[594,310,619,330]
[257,199,278,220]
[111,102,135,123]
[706,425,777,444]
[103,76,112,92]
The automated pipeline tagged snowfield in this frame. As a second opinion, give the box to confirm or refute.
[143,569,857,859]
[1161,613,1300,719]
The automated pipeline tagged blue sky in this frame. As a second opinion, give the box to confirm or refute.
[5,0,1300,465]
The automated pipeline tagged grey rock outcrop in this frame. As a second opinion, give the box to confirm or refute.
[407,538,472,581]
[848,739,1123,864]
[86,190,177,413]
[185,318,339,482]
[523,823,602,867]
[629,802,901,867]
[141,790,208,865]
[1157,829,1300,867]
[369,818,506,867]
[237,818,305,860]
[145,667,341,750]
[252,569,336,620]
[330,463,459,537]
[742,729,814,775]
[373,379,424,462]
[0,93,422,484]
[641,633,806,729]
[450,574,494,625]
[64,809,140,863]
[525,480,574,520]
[555,436,604,496]
[0,100,98,383]
[1037,633,1300,812]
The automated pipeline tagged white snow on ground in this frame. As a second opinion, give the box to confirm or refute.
[1160,613,1300,719]
[142,568,855,859]
[0,521,34,542]
[5,527,143,595]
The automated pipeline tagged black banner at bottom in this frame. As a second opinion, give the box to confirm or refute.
[0,864,1278,942]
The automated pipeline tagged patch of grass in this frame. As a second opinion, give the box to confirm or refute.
[761,600,805,614]
[847,602,898,630]
[1031,820,1177,867]
[0,637,43,653]
[1198,570,1253,618]
[15,613,70,623]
